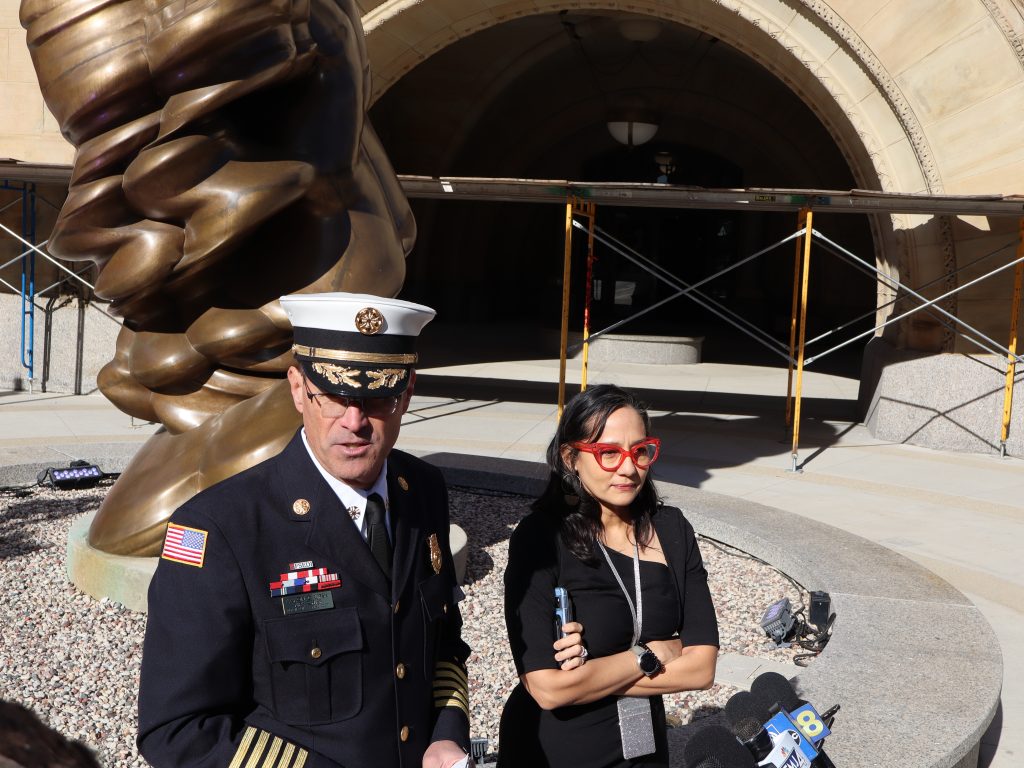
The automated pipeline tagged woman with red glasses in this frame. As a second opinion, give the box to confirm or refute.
[499,384,719,767]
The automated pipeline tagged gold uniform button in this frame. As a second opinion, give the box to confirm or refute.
[400,726,410,742]
[396,663,406,679]
[443,603,448,614]
[293,498,310,516]
[310,647,322,660]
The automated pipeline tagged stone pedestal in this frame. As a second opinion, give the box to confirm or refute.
[571,333,703,365]
[859,337,1024,455]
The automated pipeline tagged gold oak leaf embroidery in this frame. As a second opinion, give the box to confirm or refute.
[366,368,407,390]
[312,362,362,388]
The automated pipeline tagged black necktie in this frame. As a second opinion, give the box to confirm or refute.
[365,493,392,581]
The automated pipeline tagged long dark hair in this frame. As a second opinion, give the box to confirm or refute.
[533,383,660,563]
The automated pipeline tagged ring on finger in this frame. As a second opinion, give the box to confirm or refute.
[580,646,589,661]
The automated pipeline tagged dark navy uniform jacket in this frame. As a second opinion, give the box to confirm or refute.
[137,431,470,768]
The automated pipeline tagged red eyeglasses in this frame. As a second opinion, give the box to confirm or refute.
[571,438,661,472]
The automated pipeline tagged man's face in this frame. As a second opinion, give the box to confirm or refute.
[287,366,412,488]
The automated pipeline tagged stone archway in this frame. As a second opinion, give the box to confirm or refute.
[362,0,934,197]
[359,0,1024,358]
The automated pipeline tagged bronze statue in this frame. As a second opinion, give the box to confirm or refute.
[21,0,415,555]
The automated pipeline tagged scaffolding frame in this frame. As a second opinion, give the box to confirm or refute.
[0,174,114,393]
[3,164,1023,450]
[403,177,1024,460]
[528,184,1024,467]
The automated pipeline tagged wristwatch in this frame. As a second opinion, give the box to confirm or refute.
[630,643,663,677]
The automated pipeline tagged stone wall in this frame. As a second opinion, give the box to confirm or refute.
[0,0,71,164]
[0,291,119,394]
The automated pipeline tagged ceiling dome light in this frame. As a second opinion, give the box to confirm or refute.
[607,121,659,146]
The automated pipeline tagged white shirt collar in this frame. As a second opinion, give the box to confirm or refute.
[300,428,390,539]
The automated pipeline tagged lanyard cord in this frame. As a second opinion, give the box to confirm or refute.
[597,534,643,647]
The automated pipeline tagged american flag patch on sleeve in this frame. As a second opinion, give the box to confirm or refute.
[161,523,208,568]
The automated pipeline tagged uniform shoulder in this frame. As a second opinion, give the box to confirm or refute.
[169,450,282,528]
[389,448,444,484]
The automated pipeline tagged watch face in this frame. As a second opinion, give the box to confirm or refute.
[639,650,660,675]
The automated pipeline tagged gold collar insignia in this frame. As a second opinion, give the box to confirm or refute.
[428,533,442,574]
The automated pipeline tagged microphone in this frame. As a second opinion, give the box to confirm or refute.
[725,690,771,726]
[758,728,807,768]
[682,725,757,768]
[750,672,803,712]
[733,718,773,763]
[728,673,836,767]
[732,708,814,767]
[724,691,773,762]
[749,672,833,746]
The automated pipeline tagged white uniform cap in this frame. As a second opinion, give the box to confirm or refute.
[279,292,436,397]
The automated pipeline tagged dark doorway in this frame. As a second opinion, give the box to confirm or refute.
[370,11,875,377]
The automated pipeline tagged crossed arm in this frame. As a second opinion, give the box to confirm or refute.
[521,621,718,711]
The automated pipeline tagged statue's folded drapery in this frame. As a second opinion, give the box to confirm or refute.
[21,0,415,554]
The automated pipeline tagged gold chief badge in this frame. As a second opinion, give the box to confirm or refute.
[355,306,385,335]
[428,533,442,575]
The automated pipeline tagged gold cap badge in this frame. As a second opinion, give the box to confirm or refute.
[292,498,310,516]
[355,307,385,335]
[398,476,409,491]
[428,533,442,574]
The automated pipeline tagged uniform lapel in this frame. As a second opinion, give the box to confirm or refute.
[389,458,421,600]
[283,437,391,600]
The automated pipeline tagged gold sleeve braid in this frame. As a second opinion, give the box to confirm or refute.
[433,660,470,717]
[227,726,309,768]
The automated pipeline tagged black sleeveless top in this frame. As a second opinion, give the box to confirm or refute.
[499,505,719,768]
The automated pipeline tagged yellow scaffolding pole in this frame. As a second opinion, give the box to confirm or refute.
[558,197,575,420]
[790,209,814,471]
[1000,217,1024,456]
[579,201,597,391]
[558,198,598,417]
[785,209,809,427]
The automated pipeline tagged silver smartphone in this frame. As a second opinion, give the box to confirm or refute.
[553,586,573,639]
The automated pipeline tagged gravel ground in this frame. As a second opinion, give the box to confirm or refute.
[0,484,806,767]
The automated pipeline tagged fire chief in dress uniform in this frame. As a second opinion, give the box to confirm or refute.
[137,293,472,768]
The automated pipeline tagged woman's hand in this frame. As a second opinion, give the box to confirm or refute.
[645,638,683,669]
[553,621,587,670]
